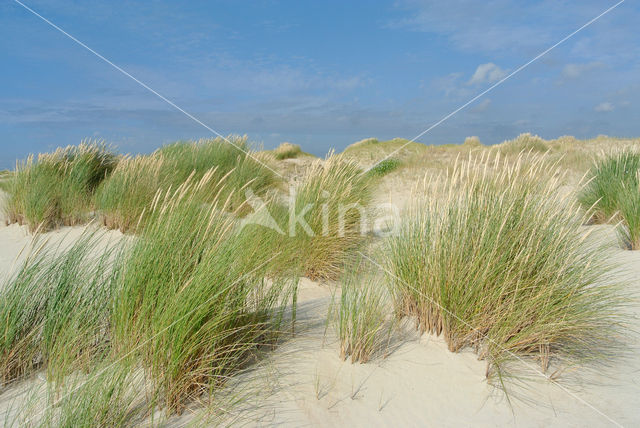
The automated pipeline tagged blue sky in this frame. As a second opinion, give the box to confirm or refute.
[1,0,639,168]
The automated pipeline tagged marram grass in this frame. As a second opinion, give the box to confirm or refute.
[330,258,395,363]
[249,154,374,281]
[0,230,123,386]
[384,152,626,386]
[111,172,297,414]
[96,136,277,232]
[3,141,117,231]
[578,150,640,249]
[2,172,298,422]
[273,142,302,160]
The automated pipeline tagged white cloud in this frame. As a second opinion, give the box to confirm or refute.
[562,62,604,79]
[595,102,614,112]
[468,63,507,85]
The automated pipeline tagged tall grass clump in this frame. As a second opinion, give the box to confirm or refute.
[259,155,373,280]
[293,156,373,280]
[34,360,145,428]
[578,150,640,249]
[96,136,277,232]
[273,142,302,160]
[463,136,483,148]
[112,172,296,414]
[3,173,297,420]
[4,141,117,231]
[616,179,640,250]
[157,136,276,199]
[578,150,640,221]
[384,152,625,386]
[0,231,124,386]
[94,155,167,231]
[330,258,395,363]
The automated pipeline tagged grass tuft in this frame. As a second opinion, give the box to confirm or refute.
[384,152,626,386]
[578,150,640,221]
[3,141,117,231]
[577,150,640,249]
[96,136,277,232]
[0,230,123,386]
[463,136,483,147]
[112,172,296,414]
[274,142,302,160]
[331,258,395,363]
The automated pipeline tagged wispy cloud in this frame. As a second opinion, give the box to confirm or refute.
[595,102,614,112]
[561,62,605,79]
[468,63,507,85]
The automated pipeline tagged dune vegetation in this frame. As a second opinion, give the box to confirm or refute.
[383,153,626,386]
[273,142,303,160]
[1,134,637,425]
[578,150,640,249]
[96,136,277,232]
[3,141,117,231]
[330,258,395,363]
[265,155,373,280]
[0,175,298,424]
[367,158,402,177]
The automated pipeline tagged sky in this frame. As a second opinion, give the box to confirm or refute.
[1,0,639,168]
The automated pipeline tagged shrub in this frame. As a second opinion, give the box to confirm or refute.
[368,158,402,177]
[3,141,117,231]
[384,153,625,386]
[274,142,302,160]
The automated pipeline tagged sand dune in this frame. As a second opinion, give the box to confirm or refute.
[1,188,638,427]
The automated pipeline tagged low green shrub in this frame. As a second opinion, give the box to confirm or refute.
[368,158,401,177]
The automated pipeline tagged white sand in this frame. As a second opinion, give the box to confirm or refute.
[219,241,640,427]
[0,198,638,427]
